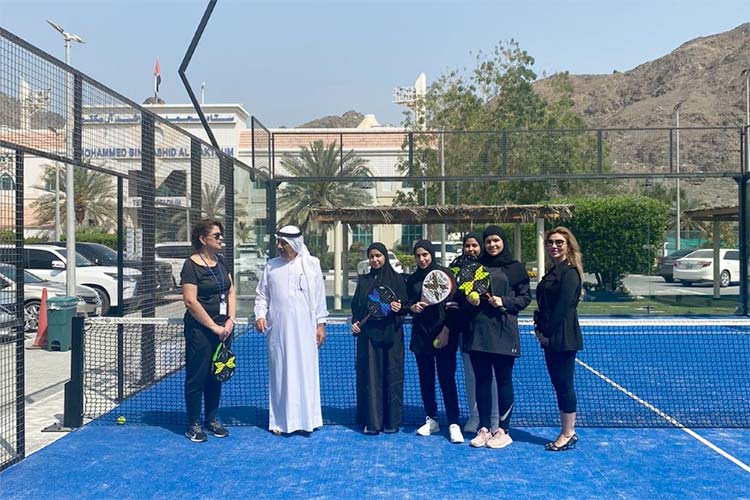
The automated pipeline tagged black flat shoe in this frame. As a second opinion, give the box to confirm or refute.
[383,427,399,434]
[363,426,380,435]
[545,433,578,451]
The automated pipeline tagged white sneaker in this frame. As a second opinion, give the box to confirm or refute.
[486,428,513,449]
[463,416,480,434]
[449,424,464,444]
[416,416,440,436]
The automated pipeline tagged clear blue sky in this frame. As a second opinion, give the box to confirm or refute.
[1,0,747,127]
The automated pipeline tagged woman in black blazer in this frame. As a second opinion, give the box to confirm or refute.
[534,226,584,451]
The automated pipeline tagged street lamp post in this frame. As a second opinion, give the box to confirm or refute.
[47,20,84,295]
[674,102,682,251]
[742,68,750,127]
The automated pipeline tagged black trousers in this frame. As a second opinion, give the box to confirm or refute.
[414,347,460,425]
[469,351,515,431]
[356,333,404,431]
[184,324,223,425]
[544,349,578,413]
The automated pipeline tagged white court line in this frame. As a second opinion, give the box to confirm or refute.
[576,358,750,474]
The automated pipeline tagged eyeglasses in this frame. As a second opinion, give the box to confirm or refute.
[546,239,566,247]
[208,232,223,240]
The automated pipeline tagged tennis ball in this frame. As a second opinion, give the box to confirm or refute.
[116,415,126,425]
[468,291,479,301]
[433,338,440,348]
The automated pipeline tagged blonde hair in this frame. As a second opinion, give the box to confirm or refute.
[545,226,584,281]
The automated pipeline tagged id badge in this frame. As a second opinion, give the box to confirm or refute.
[219,301,227,316]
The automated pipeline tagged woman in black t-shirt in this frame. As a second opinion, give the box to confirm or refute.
[181,219,236,443]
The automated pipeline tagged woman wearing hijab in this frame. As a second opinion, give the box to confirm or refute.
[466,225,531,449]
[351,242,408,434]
[534,227,584,451]
[448,232,500,435]
[407,240,463,444]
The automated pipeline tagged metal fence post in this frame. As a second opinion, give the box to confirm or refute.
[62,317,85,428]
[14,150,25,459]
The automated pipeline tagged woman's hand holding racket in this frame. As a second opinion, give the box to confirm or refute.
[352,285,399,336]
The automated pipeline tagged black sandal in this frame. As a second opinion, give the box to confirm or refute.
[545,433,578,451]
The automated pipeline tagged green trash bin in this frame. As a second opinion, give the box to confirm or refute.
[46,296,79,352]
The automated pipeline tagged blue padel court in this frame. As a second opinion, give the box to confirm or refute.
[1,425,748,499]
[1,317,749,498]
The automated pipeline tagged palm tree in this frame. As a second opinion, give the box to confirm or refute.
[166,184,249,241]
[32,164,116,229]
[277,141,373,240]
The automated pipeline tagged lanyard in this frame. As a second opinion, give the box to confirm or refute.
[199,254,226,299]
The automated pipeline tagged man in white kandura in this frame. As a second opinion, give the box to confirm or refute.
[254,225,328,435]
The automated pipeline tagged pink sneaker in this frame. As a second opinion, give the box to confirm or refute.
[486,428,513,449]
[470,427,492,448]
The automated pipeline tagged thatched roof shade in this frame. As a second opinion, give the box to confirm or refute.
[310,204,575,224]
[683,206,739,222]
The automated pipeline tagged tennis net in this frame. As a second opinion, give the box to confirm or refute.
[81,316,750,428]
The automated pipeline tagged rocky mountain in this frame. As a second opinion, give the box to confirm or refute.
[533,23,750,207]
[297,110,365,128]
[534,23,750,129]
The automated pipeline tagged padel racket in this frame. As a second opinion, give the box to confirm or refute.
[456,262,492,300]
[420,268,455,306]
[357,284,398,327]
[212,342,236,383]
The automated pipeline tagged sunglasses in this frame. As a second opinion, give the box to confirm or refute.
[546,239,566,247]
[208,232,224,240]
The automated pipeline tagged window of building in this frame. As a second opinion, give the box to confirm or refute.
[351,224,373,247]
[0,173,15,191]
[401,224,422,247]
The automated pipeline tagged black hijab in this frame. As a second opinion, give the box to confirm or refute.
[351,242,408,335]
[410,239,437,281]
[479,225,529,287]
[450,231,482,268]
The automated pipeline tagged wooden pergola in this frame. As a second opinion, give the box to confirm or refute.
[309,204,575,224]
[310,204,575,309]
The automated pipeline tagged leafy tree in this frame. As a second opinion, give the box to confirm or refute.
[396,41,602,208]
[568,196,669,291]
[277,140,373,254]
[32,164,116,230]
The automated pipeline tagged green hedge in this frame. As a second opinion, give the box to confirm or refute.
[568,196,668,290]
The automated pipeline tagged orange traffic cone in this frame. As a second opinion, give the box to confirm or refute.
[31,287,49,348]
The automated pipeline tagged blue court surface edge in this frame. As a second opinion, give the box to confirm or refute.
[1,423,747,499]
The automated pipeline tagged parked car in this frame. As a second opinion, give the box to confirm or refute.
[673,249,739,287]
[0,263,101,331]
[155,242,193,287]
[431,241,463,266]
[48,242,175,296]
[357,251,404,275]
[655,248,694,282]
[19,245,140,315]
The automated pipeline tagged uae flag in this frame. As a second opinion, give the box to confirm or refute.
[154,58,161,94]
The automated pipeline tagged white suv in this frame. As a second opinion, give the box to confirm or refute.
[24,245,140,315]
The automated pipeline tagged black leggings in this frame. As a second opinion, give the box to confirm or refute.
[415,347,460,425]
[184,324,224,425]
[544,349,578,413]
[469,351,515,431]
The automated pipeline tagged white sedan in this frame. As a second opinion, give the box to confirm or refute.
[673,249,739,287]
